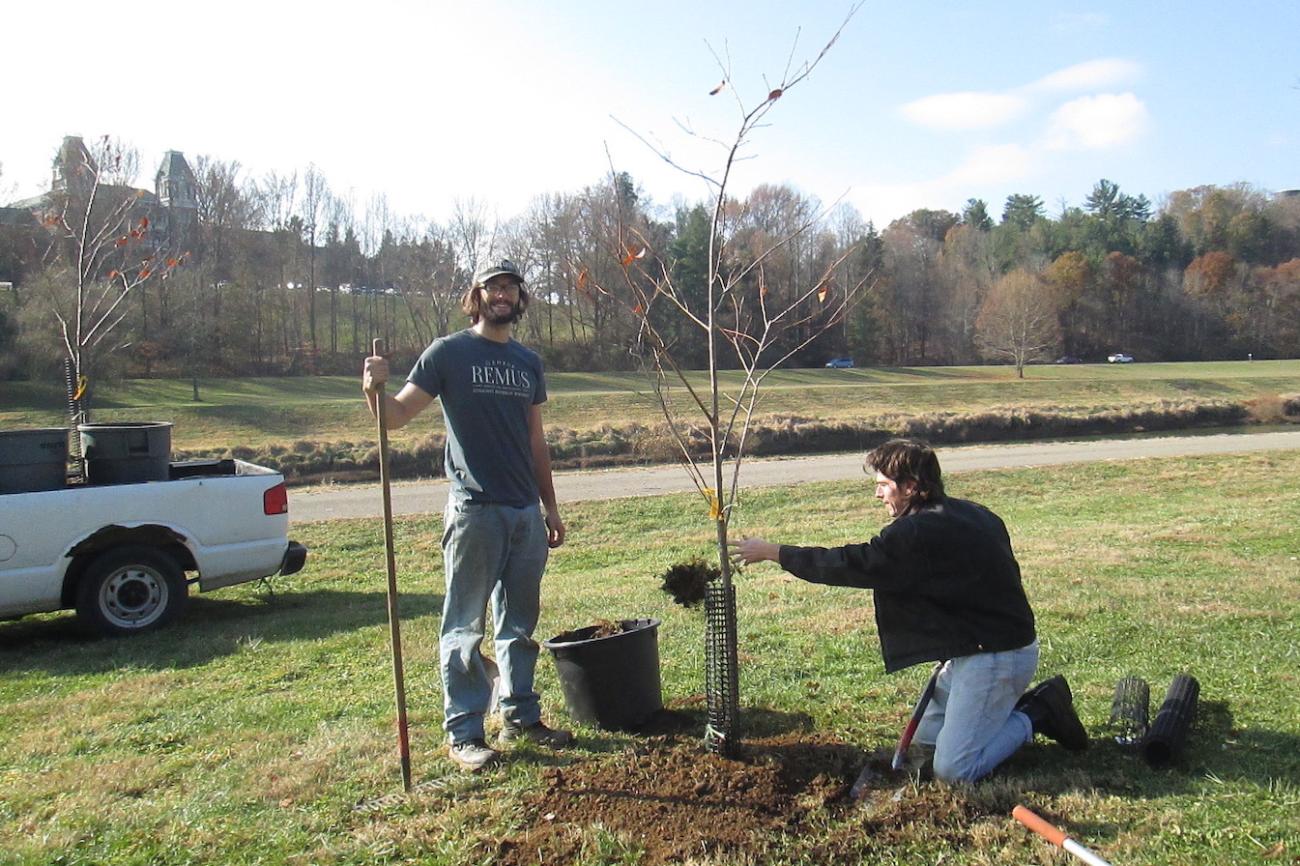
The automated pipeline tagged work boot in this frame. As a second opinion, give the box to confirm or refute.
[1016,675,1089,751]
[448,738,500,772]
[499,720,574,748]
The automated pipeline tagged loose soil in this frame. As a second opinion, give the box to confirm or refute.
[549,619,628,641]
[491,723,993,866]
[587,619,624,639]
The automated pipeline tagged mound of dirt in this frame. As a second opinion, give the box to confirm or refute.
[492,733,872,865]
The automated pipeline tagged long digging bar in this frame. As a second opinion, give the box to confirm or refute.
[891,660,943,771]
[1013,805,1115,866]
[370,338,412,793]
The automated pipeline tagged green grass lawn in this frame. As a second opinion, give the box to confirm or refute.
[2,452,1297,864]
[2,360,1298,453]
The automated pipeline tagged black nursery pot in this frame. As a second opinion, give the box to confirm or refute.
[543,618,663,731]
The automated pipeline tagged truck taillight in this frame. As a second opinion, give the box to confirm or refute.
[263,483,289,515]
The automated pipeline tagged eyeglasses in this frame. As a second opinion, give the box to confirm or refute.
[483,279,521,295]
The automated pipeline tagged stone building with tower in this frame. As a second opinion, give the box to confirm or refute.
[0,136,200,281]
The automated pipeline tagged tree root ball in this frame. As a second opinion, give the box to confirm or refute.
[658,556,720,607]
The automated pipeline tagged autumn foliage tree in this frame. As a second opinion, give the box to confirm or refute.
[1043,250,1095,355]
[1255,259,1300,353]
[1100,251,1145,346]
[1183,250,1241,348]
[975,268,1061,377]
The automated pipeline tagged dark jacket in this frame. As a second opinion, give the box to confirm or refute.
[777,497,1035,673]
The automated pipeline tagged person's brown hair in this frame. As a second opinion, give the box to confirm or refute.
[461,277,530,324]
[865,438,945,516]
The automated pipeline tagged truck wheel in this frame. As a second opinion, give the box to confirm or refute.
[75,546,188,636]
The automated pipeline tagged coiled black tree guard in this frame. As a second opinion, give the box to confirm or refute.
[64,357,84,476]
[704,580,740,755]
[1109,675,1150,745]
[1143,673,1200,766]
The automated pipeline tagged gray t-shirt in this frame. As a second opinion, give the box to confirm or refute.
[407,329,547,506]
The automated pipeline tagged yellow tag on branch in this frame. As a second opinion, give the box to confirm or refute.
[704,488,722,521]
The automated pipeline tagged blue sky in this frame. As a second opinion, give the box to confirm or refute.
[4,0,1297,229]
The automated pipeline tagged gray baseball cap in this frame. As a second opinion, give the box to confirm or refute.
[473,258,524,288]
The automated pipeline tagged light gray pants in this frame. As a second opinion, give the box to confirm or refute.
[914,640,1039,782]
[439,498,549,744]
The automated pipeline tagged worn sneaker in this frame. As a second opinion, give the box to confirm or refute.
[1016,675,1089,751]
[499,720,574,748]
[448,738,499,772]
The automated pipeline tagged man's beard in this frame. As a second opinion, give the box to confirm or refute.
[482,300,523,325]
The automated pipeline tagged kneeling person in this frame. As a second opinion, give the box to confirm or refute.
[729,438,1086,782]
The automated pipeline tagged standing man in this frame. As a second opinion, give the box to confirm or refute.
[363,258,571,772]
[730,438,1087,783]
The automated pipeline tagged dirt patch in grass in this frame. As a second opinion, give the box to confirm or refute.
[490,733,990,865]
[493,733,856,864]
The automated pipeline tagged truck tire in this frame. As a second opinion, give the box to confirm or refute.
[75,546,188,636]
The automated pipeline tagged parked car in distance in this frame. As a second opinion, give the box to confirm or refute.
[1054,355,1083,364]
[1107,353,1134,363]
[825,357,855,369]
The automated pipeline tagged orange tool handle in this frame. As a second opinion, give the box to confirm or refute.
[1013,805,1067,847]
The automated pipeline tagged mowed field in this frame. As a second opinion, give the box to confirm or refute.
[1,451,1298,865]
[2,359,1298,453]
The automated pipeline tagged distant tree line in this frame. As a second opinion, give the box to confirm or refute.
[1,143,1297,383]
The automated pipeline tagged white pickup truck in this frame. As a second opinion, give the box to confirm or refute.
[0,458,307,636]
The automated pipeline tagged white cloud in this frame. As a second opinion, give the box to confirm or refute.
[898,58,1142,134]
[854,143,1040,224]
[900,92,1027,130]
[1027,58,1142,94]
[1045,92,1149,150]
[864,81,1147,225]
[946,144,1039,185]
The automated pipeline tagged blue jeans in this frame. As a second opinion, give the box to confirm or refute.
[913,640,1039,782]
[440,498,549,744]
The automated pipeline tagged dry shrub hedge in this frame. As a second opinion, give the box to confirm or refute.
[174,398,1260,484]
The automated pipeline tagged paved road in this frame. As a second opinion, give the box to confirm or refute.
[289,429,1300,524]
